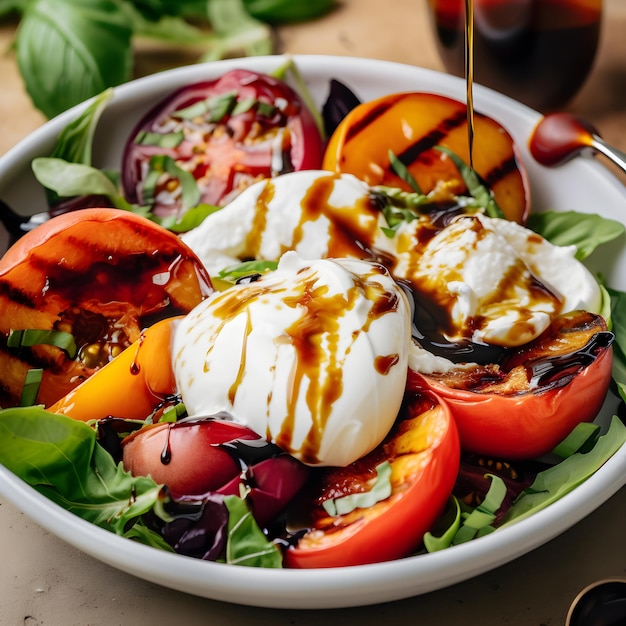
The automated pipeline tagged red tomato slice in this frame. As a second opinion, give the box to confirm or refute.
[407,311,614,459]
[122,69,324,218]
[284,393,460,568]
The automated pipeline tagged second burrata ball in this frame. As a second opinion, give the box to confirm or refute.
[172,251,411,467]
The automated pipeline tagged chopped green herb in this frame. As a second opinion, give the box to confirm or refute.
[20,368,43,407]
[435,145,505,219]
[256,100,278,117]
[218,259,279,281]
[144,155,201,213]
[231,97,258,116]
[322,461,392,516]
[160,403,187,424]
[171,92,237,121]
[388,149,422,194]
[135,130,185,149]
[8,329,77,358]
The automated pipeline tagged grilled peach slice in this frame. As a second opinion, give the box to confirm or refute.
[323,92,530,224]
[0,208,212,408]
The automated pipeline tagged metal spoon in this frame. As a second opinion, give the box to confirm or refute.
[566,578,626,626]
[529,112,626,174]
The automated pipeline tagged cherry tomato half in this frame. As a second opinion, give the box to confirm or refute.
[322,91,530,224]
[284,393,460,568]
[407,311,614,459]
[0,209,212,408]
[122,69,324,219]
[121,418,261,499]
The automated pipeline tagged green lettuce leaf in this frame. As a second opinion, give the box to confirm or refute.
[223,496,282,568]
[502,415,626,526]
[0,407,164,539]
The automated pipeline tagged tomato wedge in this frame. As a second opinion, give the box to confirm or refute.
[407,311,614,459]
[322,91,530,224]
[284,393,459,568]
[122,69,324,219]
[0,209,212,408]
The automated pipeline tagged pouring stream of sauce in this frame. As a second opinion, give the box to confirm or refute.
[464,0,475,169]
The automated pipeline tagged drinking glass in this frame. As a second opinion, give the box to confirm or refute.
[426,0,603,111]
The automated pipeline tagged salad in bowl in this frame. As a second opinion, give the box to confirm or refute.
[0,55,624,608]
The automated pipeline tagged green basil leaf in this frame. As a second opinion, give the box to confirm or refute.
[7,328,77,358]
[606,286,626,387]
[0,407,166,541]
[435,145,505,219]
[527,210,625,260]
[605,287,626,356]
[16,0,133,119]
[32,157,119,198]
[203,0,272,61]
[322,461,392,516]
[616,381,626,404]
[389,150,422,194]
[20,368,43,407]
[243,0,336,24]
[50,88,114,166]
[119,1,208,43]
[223,495,282,568]
[218,259,278,281]
[502,415,626,526]
[0,1,28,16]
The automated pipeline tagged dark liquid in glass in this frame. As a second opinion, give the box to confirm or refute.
[428,0,602,111]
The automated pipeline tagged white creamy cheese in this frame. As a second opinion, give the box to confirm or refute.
[181,169,601,353]
[172,252,411,467]
[180,170,373,276]
[393,213,602,346]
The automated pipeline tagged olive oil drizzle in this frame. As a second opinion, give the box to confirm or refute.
[465,0,475,170]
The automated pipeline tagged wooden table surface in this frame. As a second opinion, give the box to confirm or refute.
[1,1,625,624]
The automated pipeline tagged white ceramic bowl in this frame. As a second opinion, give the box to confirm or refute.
[0,55,625,610]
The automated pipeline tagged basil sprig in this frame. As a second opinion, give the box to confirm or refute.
[5,0,335,119]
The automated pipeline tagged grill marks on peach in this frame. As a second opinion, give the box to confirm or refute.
[323,92,530,224]
[339,94,514,193]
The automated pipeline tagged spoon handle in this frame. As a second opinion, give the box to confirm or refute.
[591,136,626,174]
